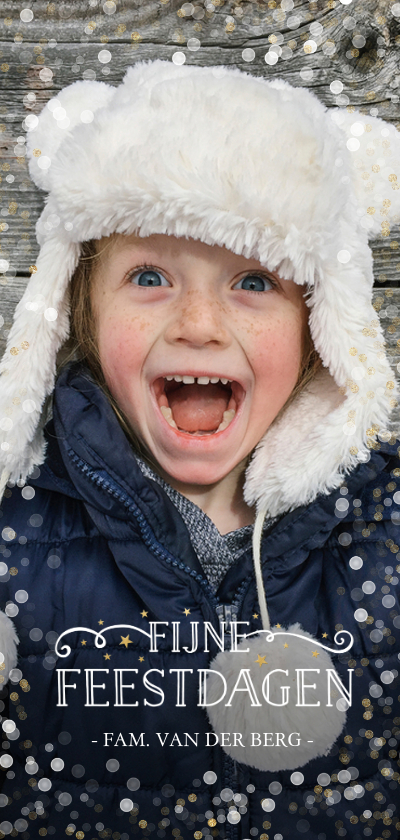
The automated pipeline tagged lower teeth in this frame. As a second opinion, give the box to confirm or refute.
[160,405,236,434]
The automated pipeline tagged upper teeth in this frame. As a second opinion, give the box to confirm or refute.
[164,375,232,385]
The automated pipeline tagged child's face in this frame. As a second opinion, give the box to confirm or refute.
[92,234,308,488]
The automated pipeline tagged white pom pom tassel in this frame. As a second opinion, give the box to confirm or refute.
[205,624,348,771]
[0,610,19,684]
[204,510,349,771]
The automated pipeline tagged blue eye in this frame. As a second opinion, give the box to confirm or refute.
[130,269,169,287]
[234,274,274,292]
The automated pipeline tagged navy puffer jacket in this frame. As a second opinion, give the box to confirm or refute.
[0,363,399,840]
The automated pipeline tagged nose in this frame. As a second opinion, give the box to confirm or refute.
[164,287,231,349]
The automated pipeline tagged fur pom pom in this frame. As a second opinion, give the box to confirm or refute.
[0,610,19,684]
[204,625,348,772]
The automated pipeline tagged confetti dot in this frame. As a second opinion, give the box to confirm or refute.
[381,670,394,684]
[38,777,52,791]
[22,399,36,413]
[347,138,360,152]
[103,0,116,11]
[24,114,39,131]
[21,486,35,500]
[269,781,282,795]
[338,770,351,783]
[127,777,140,791]
[330,80,343,94]
[351,122,364,137]
[39,67,53,82]
[354,608,368,622]
[0,259,9,273]
[2,720,16,734]
[98,49,111,64]
[15,589,28,603]
[106,758,119,772]
[392,3,400,17]
[290,772,304,785]
[227,810,241,823]
[20,8,34,22]
[172,52,186,65]
[303,40,317,54]
[337,249,351,264]
[58,792,72,806]
[362,580,375,594]
[37,156,51,170]
[58,731,71,745]
[369,683,382,697]
[187,38,201,51]
[120,798,134,811]
[44,308,58,321]
[0,417,12,431]
[265,51,278,65]
[29,514,43,529]
[242,48,255,62]
[203,771,217,784]
[72,764,85,778]
[81,110,94,123]
[47,554,61,569]
[161,783,175,797]
[51,757,64,771]
[220,788,234,801]
[29,627,43,641]
[5,604,19,618]
[382,594,395,608]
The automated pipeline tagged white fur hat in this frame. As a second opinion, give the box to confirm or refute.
[0,59,399,514]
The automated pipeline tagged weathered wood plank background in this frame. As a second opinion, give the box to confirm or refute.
[0,0,399,426]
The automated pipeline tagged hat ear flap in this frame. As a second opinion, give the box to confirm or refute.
[26,80,115,190]
[331,109,400,238]
[0,236,80,489]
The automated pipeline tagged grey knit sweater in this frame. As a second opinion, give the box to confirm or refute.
[136,457,276,591]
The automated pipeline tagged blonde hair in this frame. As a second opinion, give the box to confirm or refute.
[65,239,321,456]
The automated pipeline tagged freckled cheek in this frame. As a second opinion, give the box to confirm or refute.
[241,317,304,382]
[97,313,153,383]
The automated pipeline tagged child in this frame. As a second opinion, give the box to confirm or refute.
[0,60,399,839]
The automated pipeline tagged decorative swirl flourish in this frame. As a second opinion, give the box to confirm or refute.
[245,628,354,656]
[55,624,151,658]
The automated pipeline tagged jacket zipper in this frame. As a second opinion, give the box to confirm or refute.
[67,449,220,608]
[68,448,252,839]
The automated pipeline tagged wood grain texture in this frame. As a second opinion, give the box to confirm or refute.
[0,0,399,427]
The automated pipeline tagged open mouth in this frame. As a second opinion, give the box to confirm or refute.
[153,374,244,436]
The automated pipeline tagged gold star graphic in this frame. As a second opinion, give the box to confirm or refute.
[183,608,191,616]
[139,656,144,662]
[312,650,320,657]
[140,610,148,618]
[81,639,87,646]
[255,654,267,667]
[284,643,289,648]
[120,634,132,648]
[275,623,281,629]
[322,632,328,639]
[104,653,111,660]
[98,619,104,625]
[253,613,259,619]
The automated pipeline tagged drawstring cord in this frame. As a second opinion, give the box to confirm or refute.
[252,508,270,631]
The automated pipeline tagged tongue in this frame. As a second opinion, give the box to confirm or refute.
[168,383,229,432]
